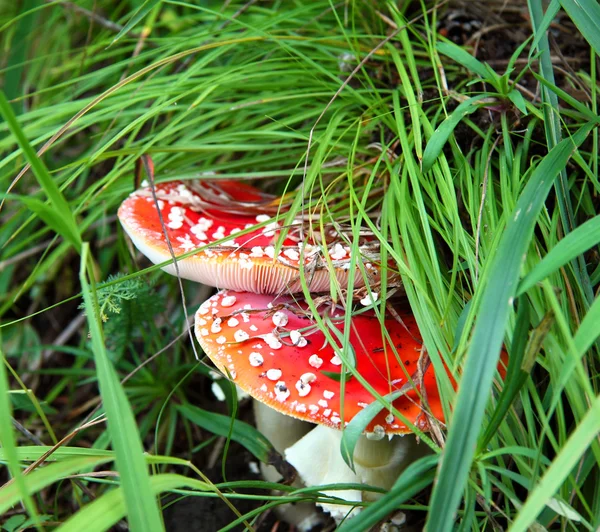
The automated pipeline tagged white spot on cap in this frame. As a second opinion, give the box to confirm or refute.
[272,311,288,328]
[329,243,347,260]
[211,318,222,334]
[264,246,275,259]
[263,333,282,350]
[360,292,379,306]
[250,246,265,258]
[200,328,209,336]
[262,222,279,236]
[196,217,214,231]
[249,352,264,367]
[260,383,268,392]
[274,381,290,402]
[266,368,282,381]
[318,399,328,408]
[256,214,271,223]
[323,390,334,400]
[221,295,237,307]
[177,234,196,252]
[216,336,227,345]
[234,330,250,342]
[290,330,302,345]
[296,380,311,397]
[190,226,208,240]
[308,405,319,415]
[227,317,239,327]
[330,354,342,366]
[309,354,323,368]
[330,415,341,425]
[300,373,317,384]
[385,413,395,424]
[296,404,307,413]
[283,249,299,261]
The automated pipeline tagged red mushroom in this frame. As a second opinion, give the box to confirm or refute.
[118,179,384,294]
[193,289,439,432]
[194,289,441,520]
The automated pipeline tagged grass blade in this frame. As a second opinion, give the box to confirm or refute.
[477,298,531,452]
[3,0,41,114]
[59,474,211,532]
[425,122,594,531]
[509,393,600,532]
[518,214,600,295]
[110,0,161,46]
[0,456,113,515]
[0,92,81,252]
[529,0,595,305]
[176,403,274,463]
[560,0,600,53]
[552,294,600,401]
[340,390,405,472]
[574,295,600,356]
[422,94,492,172]
[436,41,492,81]
[79,243,163,531]
[0,349,41,528]
[337,455,438,532]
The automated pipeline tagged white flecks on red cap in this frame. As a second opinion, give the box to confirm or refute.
[118,179,387,294]
[194,289,443,434]
[309,354,323,368]
[266,368,283,381]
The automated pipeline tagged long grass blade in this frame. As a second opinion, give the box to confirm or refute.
[58,474,211,532]
[509,393,600,532]
[422,94,492,172]
[337,455,438,532]
[176,403,274,463]
[0,92,81,252]
[560,0,600,53]
[79,243,163,531]
[0,455,113,515]
[518,214,600,295]
[0,349,41,528]
[426,122,594,531]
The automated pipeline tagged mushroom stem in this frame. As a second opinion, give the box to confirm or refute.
[253,400,324,531]
[284,424,430,521]
[253,399,313,460]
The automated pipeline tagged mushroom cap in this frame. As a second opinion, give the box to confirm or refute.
[118,180,382,294]
[194,289,442,435]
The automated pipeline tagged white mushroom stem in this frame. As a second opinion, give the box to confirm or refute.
[253,401,325,532]
[285,424,430,522]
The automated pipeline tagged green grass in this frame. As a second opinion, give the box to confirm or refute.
[1,1,599,530]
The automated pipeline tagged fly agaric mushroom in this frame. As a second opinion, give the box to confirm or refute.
[194,289,442,520]
[118,179,385,294]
